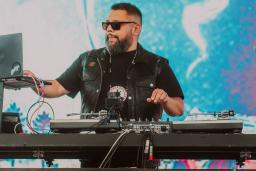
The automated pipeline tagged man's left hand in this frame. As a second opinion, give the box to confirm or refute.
[147,88,168,104]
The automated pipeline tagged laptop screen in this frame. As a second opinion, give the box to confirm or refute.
[0,33,23,79]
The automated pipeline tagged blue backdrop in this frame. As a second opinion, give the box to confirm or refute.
[1,0,256,169]
[88,0,256,117]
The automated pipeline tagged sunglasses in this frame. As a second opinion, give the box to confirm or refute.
[102,21,137,30]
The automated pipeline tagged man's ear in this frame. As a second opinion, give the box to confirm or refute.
[133,24,141,36]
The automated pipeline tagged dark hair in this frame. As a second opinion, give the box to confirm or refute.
[111,3,142,24]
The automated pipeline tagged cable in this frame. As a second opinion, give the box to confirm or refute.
[104,129,129,167]
[100,129,130,168]
[29,98,45,131]
[148,134,154,161]
[141,131,152,168]
[26,100,55,134]
[29,76,40,97]
[137,131,147,167]
[25,76,43,133]
[85,104,118,133]
[25,76,54,134]
[99,129,131,168]
[26,100,42,134]
[13,122,22,134]
[84,116,109,134]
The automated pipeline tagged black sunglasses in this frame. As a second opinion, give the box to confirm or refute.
[102,21,136,30]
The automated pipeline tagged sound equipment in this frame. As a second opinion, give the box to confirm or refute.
[172,120,243,133]
[50,119,243,134]
[2,112,23,133]
[50,119,172,133]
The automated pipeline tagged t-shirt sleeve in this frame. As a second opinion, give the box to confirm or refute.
[56,56,82,98]
[157,59,184,99]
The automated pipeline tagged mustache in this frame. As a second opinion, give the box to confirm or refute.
[106,34,119,40]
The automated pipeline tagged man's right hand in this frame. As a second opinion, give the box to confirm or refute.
[24,70,37,78]
[24,70,69,98]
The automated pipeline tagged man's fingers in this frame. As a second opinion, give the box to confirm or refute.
[159,92,168,104]
[147,89,168,104]
[24,70,36,78]
[161,90,168,100]
[146,98,152,102]
[154,90,164,103]
[150,89,158,101]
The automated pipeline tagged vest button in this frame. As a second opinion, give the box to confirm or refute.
[150,83,154,87]
[96,89,100,93]
[128,96,132,100]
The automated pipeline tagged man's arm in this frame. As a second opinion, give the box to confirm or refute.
[41,80,69,98]
[24,70,69,98]
[147,58,184,116]
[147,88,184,116]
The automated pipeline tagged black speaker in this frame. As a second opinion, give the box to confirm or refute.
[2,112,23,133]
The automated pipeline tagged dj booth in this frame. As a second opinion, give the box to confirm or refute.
[0,133,256,168]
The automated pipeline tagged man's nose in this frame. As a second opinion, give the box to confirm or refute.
[106,24,113,32]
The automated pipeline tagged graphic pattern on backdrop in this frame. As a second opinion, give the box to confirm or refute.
[1,0,256,169]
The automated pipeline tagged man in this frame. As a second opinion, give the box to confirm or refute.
[26,2,184,121]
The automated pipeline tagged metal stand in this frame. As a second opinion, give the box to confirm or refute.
[0,81,4,133]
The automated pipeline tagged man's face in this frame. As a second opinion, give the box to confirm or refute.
[104,10,139,55]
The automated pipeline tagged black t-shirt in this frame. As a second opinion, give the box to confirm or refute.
[95,50,136,118]
[57,49,184,117]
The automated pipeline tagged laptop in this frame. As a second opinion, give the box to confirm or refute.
[0,33,23,79]
[0,33,51,89]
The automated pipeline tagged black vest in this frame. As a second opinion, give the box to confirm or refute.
[80,44,166,121]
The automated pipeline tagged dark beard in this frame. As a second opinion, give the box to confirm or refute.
[105,35,131,56]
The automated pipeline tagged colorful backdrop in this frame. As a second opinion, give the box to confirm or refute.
[0,0,256,169]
